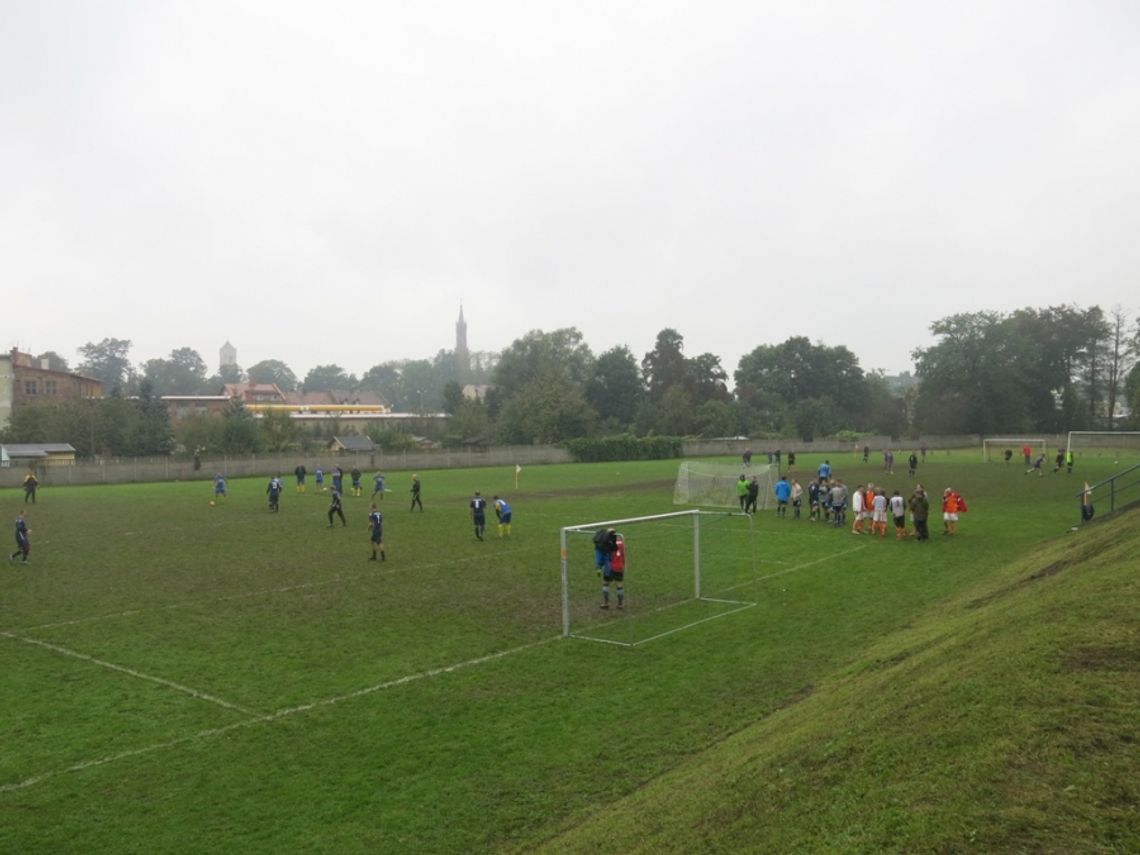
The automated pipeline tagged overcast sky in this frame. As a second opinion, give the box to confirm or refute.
[3,1,1138,384]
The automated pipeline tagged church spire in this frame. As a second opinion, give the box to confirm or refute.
[455,304,470,379]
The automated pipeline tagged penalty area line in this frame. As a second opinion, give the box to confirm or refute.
[0,634,559,794]
[0,632,259,717]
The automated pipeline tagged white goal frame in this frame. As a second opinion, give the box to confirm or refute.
[559,509,757,646]
[673,460,777,509]
[981,437,1047,462]
[1065,431,1140,461]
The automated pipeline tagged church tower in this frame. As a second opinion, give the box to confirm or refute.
[455,305,470,379]
[219,341,237,372]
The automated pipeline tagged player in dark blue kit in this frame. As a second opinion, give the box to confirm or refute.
[367,504,385,561]
[10,510,30,564]
[371,472,386,502]
[470,491,488,541]
[267,476,282,512]
[327,489,347,527]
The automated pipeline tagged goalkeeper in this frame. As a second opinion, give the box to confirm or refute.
[601,533,625,610]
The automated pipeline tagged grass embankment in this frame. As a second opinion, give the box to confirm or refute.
[530,506,1140,854]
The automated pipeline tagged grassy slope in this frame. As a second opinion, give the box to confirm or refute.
[529,506,1140,854]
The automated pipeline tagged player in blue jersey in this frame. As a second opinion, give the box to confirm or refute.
[213,474,227,503]
[492,496,512,537]
[9,510,30,564]
[773,475,791,517]
[331,466,344,496]
[367,504,385,561]
[470,491,488,541]
[371,472,386,502]
[817,460,831,481]
[314,467,325,492]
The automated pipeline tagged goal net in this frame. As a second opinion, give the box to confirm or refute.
[1066,431,1140,463]
[981,437,1047,462]
[559,510,758,647]
[674,461,777,510]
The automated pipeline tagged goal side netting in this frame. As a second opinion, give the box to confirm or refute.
[674,461,777,509]
[981,438,1047,462]
[1066,431,1140,462]
[559,510,758,647]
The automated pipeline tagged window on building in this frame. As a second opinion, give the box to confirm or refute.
[24,380,37,395]
[44,380,57,396]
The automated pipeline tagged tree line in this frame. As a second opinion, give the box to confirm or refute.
[5,303,1138,457]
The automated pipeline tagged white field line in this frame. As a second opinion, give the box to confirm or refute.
[0,634,559,794]
[0,632,258,717]
[632,601,758,647]
[8,544,545,634]
[717,544,868,597]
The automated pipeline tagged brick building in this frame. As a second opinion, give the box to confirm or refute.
[0,349,103,429]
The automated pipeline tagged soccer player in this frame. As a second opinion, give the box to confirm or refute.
[367,504,385,561]
[817,460,831,481]
[1022,444,1032,467]
[410,474,423,511]
[267,476,282,512]
[850,484,865,534]
[315,467,325,492]
[1026,454,1046,477]
[1065,449,1074,474]
[601,533,626,610]
[1053,449,1065,473]
[829,480,848,527]
[470,491,487,541]
[871,489,888,538]
[23,472,38,504]
[774,475,791,518]
[808,479,821,521]
[331,466,344,496]
[736,474,749,511]
[213,474,227,503]
[890,490,907,539]
[371,472,386,502]
[492,495,512,537]
[9,510,30,564]
[745,476,760,514]
[351,467,362,497]
[327,489,347,527]
[294,464,307,493]
[1003,448,1013,465]
[593,527,616,576]
[790,479,803,519]
[907,452,918,478]
[942,488,960,535]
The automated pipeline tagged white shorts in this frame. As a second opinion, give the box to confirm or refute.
[872,510,887,523]
[943,512,959,522]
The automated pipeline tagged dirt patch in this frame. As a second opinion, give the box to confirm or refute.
[1062,644,1140,673]
[965,559,1073,610]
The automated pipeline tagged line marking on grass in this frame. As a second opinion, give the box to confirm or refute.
[717,544,868,596]
[7,545,546,634]
[0,632,259,717]
[0,634,558,794]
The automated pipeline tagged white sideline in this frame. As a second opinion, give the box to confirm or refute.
[0,634,558,794]
[1,631,257,716]
[9,545,543,634]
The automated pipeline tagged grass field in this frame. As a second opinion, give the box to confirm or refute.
[1,450,1136,853]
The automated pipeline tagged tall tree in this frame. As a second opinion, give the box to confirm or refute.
[585,346,643,429]
[77,338,133,392]
[302,364,355,393]
[140,347,210,396]
[247,359,298,391]
[493,328,594,402]
[132,379,175,455]
[641,329,688,402]
[1104,305,1136,428]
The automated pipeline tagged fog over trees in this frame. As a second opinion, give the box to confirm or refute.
[5,303,1138,456]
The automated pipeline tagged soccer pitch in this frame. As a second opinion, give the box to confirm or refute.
[0,453,1118,852]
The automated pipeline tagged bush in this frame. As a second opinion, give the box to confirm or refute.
[563,434,684,463]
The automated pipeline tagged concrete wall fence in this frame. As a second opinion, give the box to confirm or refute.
[3,435,1058,489]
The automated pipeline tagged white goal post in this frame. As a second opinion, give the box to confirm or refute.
[559,510,757,646]
[674,461,777,509]
[981,437,1047,462]
[1065,431,1140,462]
